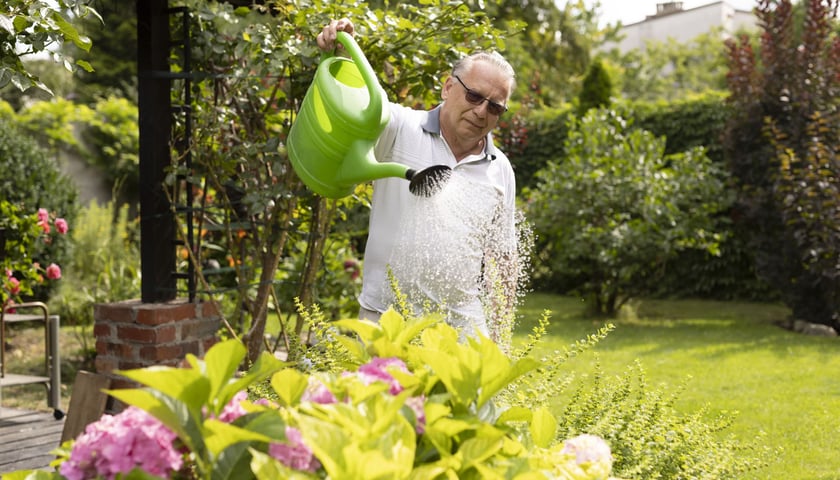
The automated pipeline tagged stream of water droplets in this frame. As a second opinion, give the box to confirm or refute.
[384,170,533,345]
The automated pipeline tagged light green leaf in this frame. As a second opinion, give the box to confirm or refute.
[271,368,308,407]
[250,449,317,480]
[75,59,94,72]
[50,11,92,51]
[496,406,533,424]
[530,407,557,449]
[116,366,210,412]
[203,418,272,456]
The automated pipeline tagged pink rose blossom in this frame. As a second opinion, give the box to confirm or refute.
[268,427,320,473]
[7,277,20,295]
[55,217,69,234]
[45,263,61,280]
[59,406,182,480]
[37,208,51,233]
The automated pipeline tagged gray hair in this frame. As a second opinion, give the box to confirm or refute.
[452,51,516,98]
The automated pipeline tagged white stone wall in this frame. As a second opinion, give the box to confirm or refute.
[610,1,756,53]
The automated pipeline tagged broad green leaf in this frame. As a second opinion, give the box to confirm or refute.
[12,15,29,33]
[294,414,350,477]
[250,449,316,480]
[334,334,367,362]
[50,11,91,51]
[379,308,406,339]
[416,329,481,408]
[203,418,272,457]
[333,318,383,343]
[457,435,505,472]
[218,350,286,414]
[271,368,308,407]
[116,366,210,412]
[478,357,542,408]
[212,442,252,480]
[203,339,247,401]
[530,407,557,449]
[497,406,533,424]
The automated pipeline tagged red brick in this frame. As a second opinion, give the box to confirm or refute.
[139,344,183,363]
[93,323,113,339]
[117,325,176,344]
[109,343,136,359]
[135,302,198,326]
[197,301,221,319]
[115,361,147,371]
[94,301,139,324]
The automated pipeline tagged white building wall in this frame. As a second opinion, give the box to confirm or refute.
[611,1,756,53]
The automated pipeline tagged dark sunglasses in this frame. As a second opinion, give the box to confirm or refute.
[453,75,508,116]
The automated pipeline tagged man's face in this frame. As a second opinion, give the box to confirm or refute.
[440,61,511,145]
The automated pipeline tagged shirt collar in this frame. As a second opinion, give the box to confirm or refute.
[422,106,498,161]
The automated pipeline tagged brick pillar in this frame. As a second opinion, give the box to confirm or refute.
[94,300,221,390]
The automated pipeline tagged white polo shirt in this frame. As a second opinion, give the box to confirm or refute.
[359,103,516,338]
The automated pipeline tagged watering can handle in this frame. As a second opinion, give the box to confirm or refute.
[329,31,384,119]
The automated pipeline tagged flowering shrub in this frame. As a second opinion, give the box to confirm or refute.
[1,201,69,307]
[6,312,619,480]
[58,407,183,480]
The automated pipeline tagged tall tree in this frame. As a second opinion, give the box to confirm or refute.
[723,0,840,329]
[72,0,138,101]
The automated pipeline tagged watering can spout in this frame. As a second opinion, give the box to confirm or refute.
[340,139,412,185]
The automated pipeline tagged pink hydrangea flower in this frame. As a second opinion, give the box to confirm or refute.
[216,390,249,423]
[59,406,183,480]
[405,396,427,434]
[45,263,61,280]
[268,427,320,473]
[301,376,338,404]
[356,357,409,395]
[55,217,69,234]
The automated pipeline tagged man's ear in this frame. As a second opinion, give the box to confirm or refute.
[442,76,455,101]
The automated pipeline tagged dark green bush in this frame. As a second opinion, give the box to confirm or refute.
[577,59,613,116]
[513,94,777,301]
[632,93,778,301]
[0,117,79,300]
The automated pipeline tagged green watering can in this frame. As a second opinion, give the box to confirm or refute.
[288,31,450,198]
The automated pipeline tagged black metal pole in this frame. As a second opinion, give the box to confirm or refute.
[137,0,176,302]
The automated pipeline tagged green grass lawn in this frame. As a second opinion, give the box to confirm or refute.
[515,293,840,480]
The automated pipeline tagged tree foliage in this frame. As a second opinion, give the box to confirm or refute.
[723,0,840,328]
[0,0,98,95]
[71,0,138,101]
[525,109,728,316]
[168,0,506,363]
[577,58,612,115]
[604,28,731,102]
